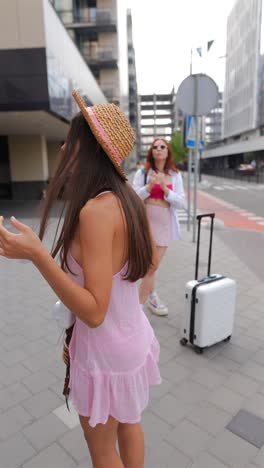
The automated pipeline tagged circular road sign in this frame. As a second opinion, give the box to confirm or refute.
[177,73,219,116]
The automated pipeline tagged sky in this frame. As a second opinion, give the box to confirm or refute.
[126,0,235,94]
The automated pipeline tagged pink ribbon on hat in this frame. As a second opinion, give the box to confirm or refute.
[87,107,122,164]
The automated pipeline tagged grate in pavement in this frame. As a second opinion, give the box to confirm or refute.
[226,409,264,448]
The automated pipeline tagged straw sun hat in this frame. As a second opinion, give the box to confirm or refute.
[72,90,135,180]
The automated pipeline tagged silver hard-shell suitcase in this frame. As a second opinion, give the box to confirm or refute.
[180,213,236,354]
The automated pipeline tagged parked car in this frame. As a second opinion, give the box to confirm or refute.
[236,164,256,175]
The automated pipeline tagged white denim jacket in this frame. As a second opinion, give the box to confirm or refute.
[132,168,185,240]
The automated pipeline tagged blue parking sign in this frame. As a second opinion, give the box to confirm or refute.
[186,116,205,150]
[186,116,196,148]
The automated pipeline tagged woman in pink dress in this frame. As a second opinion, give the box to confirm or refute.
[0,91,161,468]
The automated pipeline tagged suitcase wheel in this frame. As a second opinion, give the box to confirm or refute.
[223,335,231,342]
[194,346,204,355]
[180,338,188,346]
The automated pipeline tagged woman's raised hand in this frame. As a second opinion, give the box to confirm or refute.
[146,172,157,192]
[0,216,44,261]
[155,172,167,191]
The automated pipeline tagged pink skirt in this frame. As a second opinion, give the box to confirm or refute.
[146,204,172,247]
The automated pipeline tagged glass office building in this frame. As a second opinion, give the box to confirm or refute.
[223,0,262,138]
[202,0,264,182]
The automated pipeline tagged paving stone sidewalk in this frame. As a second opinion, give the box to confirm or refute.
[0,215,263,468]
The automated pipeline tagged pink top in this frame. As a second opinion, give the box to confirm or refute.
[67,243,161,427]
[149,183,173,200]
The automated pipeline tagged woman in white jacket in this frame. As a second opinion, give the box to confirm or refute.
[133,138,185,316]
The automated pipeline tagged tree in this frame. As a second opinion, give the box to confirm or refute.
[170,131,188,163]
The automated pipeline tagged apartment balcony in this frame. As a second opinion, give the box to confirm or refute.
[129,81,137,94]
[128,49,135,60]
[101,86,120,104]
[129,89,138,101]
[141,123,173,129]
[129,98,138,107]
[141,93,174,100]
[65,8,117,34]
[141,103,173,111]
[141,113,173,120]
[82,48,118,71]
[128,65,136,78]
[129,103,138,113]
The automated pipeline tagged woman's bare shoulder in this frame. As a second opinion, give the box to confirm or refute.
[80,192,119,225]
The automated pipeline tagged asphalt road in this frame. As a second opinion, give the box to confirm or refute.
[217,228,264,282]
[198,175,264,217]
[197,175,264,282]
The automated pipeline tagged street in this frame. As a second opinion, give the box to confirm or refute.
[199,175,264,218]
[194,175,264,282]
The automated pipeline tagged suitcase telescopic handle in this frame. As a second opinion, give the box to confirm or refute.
[195,213,215,280]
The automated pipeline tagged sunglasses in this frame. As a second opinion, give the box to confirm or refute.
[153,145,166,150]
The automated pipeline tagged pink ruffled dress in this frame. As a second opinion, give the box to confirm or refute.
[68,254,161,427]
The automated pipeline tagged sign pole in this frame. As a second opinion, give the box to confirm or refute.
[187,147,192,231]
[193,116,200,243]
[192,75,199,243]
[199,116,205,182]
[186,115,195,232]
[176,73,219,242]
[199,149,202,182]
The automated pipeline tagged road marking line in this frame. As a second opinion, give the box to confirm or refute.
[236,185,249,190]
[196,189,264,232]
[218,201,235,208]
[240,212,256,217]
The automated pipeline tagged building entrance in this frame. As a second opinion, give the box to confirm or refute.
[0,136,12,199]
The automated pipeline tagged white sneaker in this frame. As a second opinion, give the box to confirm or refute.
[147,292,168,316]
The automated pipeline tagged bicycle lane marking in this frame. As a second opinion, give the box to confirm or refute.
[193,190,264,232]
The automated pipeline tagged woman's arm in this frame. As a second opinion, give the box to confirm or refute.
[132,169,152,200]
[0,205,115,328]
[148,217,159,273]
[163,172,185,209]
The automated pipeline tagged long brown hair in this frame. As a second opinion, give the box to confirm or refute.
[39,112,153,281]
[144,138,178,174]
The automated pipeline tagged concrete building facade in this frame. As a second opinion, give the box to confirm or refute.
[0,0,106,200]
[139,90,181,159]
[127,8,140,166]
[51,0,129,115]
